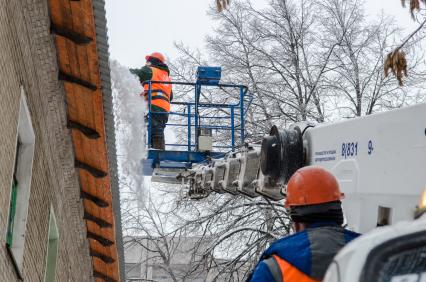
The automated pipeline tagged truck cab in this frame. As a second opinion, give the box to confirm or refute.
[324,191,426,282]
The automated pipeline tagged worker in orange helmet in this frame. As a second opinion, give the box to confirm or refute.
[248,166,361,282]
[130,52,173,150]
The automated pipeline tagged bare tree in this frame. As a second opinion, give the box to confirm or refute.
[123,186,207,282]
[322,0,425,117]
[170,191,291,281]
[206,1,279,139]
[245,0,344,123]
[122,183,290,281]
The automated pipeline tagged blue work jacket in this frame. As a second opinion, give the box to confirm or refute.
[248,222,361,281]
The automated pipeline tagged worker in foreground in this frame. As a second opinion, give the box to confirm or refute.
[248,166,361,281]
[130,52,173,150]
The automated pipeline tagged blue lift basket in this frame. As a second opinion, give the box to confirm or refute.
[142,66,253,176]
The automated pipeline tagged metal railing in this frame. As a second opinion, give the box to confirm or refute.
[143,80,252,153]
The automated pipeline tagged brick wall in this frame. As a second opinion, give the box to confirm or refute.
[0,0,94,281]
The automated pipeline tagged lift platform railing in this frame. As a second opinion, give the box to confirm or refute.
[143,80,252,157]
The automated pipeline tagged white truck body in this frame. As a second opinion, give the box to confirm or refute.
[304,102,426,233]
[324,214,426,282]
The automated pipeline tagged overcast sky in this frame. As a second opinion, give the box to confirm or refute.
[105,0,417,68]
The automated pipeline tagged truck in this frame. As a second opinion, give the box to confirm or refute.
[143,67,426,280]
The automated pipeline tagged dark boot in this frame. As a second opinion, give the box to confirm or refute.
[152,135,165,150]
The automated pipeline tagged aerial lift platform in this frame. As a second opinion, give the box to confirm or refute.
[142,66,252,183]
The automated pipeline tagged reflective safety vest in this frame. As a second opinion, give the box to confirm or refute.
[143,67,172,112]
[264,255,318,282]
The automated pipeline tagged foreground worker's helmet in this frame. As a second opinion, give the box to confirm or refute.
[145,52,166,64]
[285,166,343,208]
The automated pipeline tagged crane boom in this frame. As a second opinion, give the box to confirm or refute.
[183,102,426,234]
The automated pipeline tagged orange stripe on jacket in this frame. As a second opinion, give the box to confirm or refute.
[143,67,172,112]
[273,255,319,282]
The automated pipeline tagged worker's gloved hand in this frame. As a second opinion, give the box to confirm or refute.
[144,115,149,123]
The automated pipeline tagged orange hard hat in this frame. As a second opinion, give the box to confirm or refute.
[285,166,343,208]
[146,52,166,64]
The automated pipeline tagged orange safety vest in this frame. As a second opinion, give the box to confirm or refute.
[143,67,172,112]
[270,255,319,282]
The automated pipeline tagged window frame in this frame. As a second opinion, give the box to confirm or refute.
[5,87,35,277]
[44,206,59,282]
[360,230,426,282]
[6,175,19,247]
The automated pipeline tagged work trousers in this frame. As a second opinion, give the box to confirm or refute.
[150,112,169,149]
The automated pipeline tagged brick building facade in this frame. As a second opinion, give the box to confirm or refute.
[0,0,123,281]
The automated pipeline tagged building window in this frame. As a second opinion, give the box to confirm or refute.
[44,207,59,282]
[6,139,21,247]
[6,87,35,275]
[126,263,142,279]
